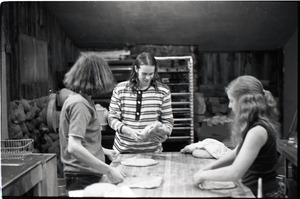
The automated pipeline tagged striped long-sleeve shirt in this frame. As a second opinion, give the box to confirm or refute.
[108,81,174,153]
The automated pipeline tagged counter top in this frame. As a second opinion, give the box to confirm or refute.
[1,153,58,196]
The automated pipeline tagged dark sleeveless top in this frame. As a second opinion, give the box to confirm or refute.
[237,121,279,196]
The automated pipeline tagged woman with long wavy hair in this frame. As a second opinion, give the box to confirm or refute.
[193,75,285,198]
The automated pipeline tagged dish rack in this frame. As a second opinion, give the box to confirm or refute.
[1,139,34,159]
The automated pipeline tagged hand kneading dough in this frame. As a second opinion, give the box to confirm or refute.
[199,181,236,190]
[121,158,158,167]
[118,176,163,189]
[83,183,135,197]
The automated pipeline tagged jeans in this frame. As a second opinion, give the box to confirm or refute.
[65,173,102,191]
[263,185,287,198]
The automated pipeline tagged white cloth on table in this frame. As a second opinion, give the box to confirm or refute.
[180,138,231,159]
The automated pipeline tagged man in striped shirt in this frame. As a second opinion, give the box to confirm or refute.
[108,52,174,153]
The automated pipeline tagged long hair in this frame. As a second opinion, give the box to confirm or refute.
[63,52,116,96]
[226,75,280,147]
[127,52,162,92]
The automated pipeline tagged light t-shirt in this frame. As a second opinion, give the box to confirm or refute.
[59,93,105,176]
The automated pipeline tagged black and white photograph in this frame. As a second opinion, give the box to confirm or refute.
[0,1,298,198]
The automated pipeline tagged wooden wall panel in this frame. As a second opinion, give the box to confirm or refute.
[197,51,282,98]
[19,34,48,83]
[129,45,282,99]
[3,2,79,101]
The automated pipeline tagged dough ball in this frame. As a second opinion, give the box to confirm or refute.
[192,149,214,159]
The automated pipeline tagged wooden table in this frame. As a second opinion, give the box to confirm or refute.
[1,153,58,196]
[110,152,254,198]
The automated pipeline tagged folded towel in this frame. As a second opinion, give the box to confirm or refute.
[180,138,231,159]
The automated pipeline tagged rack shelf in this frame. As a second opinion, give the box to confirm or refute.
[171,93,190,96]
[167,83,189,86]
[158,71,189,73]
[156,56,194,145]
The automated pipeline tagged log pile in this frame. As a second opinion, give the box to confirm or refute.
[9,96,63,177]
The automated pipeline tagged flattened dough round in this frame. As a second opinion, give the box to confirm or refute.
[121,158,158,167]
[83,183,135,197]
[118,176,163,189]
[199,181,236,190]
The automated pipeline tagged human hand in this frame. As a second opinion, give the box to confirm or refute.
[130,129,143,141]
[137,123,157,141]
[139,122,169,142]
[105,149,119,161]
[152,121,163,132]
[193,170,205,184]
[149,123,169,142]
[122,126,141,141]
[106,167,125,184]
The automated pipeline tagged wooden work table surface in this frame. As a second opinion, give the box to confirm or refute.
[110,152,255,198]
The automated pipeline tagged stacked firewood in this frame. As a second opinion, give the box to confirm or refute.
[9,96,63,177]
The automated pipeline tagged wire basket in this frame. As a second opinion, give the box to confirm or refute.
[1,139,34,159]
